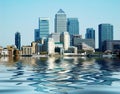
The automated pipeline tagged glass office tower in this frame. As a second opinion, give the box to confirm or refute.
[15,32,21,50]
[55,9,67,33]
[99,24,113,51]
[39,17,49,39]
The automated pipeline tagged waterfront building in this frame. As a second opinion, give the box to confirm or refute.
[39,17,49,38]
[7,45,16,56]
[60,32,70,50]
[31,42,37,54]
[55,9,67,33]
[1,48,9,56]
[73,37,95,49]
[67,18,79,45]
[86,28,95,41]
[0,46,3,55]
[82,43,95,52]
[47,38,55,55]
[22,46,32,56]
[34,29,40,42]
[103,40,120,52]
[98,24,113,51]
[15,32,21,50]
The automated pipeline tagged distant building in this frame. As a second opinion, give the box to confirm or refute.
[86,28,95,41]
[15,32,21,50]
[60,32,70,50]
[47,38,55,55]
[73,37,95,49]
[103,40,120,52]
[81,43,95,52]
[39,17,49,38]
[31,42,37,54]
[55,9,67,33]
[67,18,79,45]
[49,33,60,43]
[22,46,32,56]
[1,48,9,56]
[7,45,16,56]
[98,24,113,51]
[0,46,3,55]
[34,29,40,42]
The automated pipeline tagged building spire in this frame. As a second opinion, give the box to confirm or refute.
[57,9,65,13]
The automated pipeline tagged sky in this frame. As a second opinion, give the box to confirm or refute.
[0,0,120,48]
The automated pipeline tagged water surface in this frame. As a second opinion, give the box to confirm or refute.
[0,56,120,94]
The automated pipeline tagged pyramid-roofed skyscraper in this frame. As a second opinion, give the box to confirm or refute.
[55,9,67,33]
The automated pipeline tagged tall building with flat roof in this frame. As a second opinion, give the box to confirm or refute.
[39,17,49,38]
[86,28,95,41]
[34,29,40,42]
[99,24,113,51]
[55,9,67,33]
[67,18,79,35]
[15,32,21,50]
[67,18,79,46]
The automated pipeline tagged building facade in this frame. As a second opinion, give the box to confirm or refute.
[22,46,32,56]
[15,32,21,50]
[67,18,79,35]
[86,28,95,41]
[39,17,49,38]
[47,38,55,55]
[60,32,70,50]
[67,18,79,46]
[103,40,120,52]
[73,37,95,49]
[99,24,113,51]
[55,9,67,33]
[49,33,60,43]
[34,29,40,42]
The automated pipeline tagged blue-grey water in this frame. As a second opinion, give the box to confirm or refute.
[0,56,120,94]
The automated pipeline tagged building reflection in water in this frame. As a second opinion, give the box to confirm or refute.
[0,56,120,94]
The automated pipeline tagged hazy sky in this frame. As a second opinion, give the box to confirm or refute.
[0,0,120,48]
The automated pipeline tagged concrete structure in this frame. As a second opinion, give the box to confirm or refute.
[15,32,21,50]
[0,46,3,56]
[73,37,95,49]
[47,38,55,55]
[39,17,49,38]
[22,46,32,56]
[49,33,60,43]
[34,29,40,42]
[103,40,120,52]
[55,9,67,33]
[7,45,16,56]
[60,32,70,50]
[55,42,63,48]
[31,42,37,54]
[68,46,77,54]
[99,24,113,51]
[82,43,95,52]
[67,18,79,46]
[1,48,9,56]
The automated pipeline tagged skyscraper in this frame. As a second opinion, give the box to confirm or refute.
[85,28,95,41]
[98,24,113,51]
[55,9,67,33]
[39,17,49,39]
[15,32,21,50]
[34,29,40,42]
[67,18,79,45]
[67,18,79,35]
